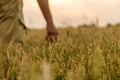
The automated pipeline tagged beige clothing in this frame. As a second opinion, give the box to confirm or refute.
[0,0,27,46]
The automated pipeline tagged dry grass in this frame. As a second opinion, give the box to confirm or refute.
[0,27,120,80]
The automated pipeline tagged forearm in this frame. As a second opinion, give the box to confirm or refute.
[37,0,54,26]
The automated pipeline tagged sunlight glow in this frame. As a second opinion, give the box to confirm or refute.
[23,0,120,28]
[50,0,74,5]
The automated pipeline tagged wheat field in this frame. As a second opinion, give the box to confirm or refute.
[0,26,120,80]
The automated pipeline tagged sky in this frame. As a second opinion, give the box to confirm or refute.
[23,0,120,28]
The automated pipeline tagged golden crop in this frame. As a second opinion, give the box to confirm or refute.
[0,27,120,80]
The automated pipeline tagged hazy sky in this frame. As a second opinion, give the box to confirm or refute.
[23,0,120,28]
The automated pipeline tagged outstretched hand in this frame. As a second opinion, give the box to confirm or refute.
[46,24,59,42]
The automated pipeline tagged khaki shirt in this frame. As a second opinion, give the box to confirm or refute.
[0,0,27,46]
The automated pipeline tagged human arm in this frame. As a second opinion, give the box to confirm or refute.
[37,0,58,41]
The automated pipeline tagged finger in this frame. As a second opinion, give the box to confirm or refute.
[46,35,58,42]
[46,35,49,40]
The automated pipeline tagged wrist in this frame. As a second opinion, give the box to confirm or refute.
[47,23,55,28]
[47,21,54,26]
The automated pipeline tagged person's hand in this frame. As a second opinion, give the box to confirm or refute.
[46,24,59,42]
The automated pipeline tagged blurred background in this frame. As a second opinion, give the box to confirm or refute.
[23,0,120,29]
